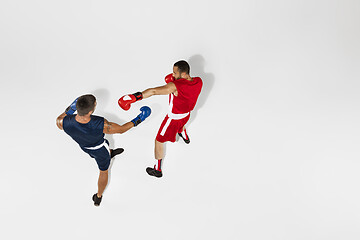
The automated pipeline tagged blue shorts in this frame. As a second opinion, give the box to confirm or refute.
[82,139,111,171]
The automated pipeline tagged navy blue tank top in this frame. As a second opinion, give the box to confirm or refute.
[63,115,105,148]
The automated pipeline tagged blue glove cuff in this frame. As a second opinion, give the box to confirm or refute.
[131,116,141,127]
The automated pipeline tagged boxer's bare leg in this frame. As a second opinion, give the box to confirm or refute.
[155,139,164,160]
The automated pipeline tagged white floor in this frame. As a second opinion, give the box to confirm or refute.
[1,1,359,239]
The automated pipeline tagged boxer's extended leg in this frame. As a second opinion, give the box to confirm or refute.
[155,139,164,160]
[146,140,164,178]
[93,170,108,206]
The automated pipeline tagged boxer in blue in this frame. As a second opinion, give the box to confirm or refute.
[56,94,151,206]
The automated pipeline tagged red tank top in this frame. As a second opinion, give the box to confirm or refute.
[169,77,203,114]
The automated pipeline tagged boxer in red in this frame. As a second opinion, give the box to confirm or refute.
[118,60,203,178]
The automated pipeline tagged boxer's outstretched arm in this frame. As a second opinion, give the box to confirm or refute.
[103,106,151,133]
[103,119,134,134]
[142,82,177,99]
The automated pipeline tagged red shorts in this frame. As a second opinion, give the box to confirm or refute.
[156,114,190,143]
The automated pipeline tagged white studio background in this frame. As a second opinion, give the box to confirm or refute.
[0,0,359,239]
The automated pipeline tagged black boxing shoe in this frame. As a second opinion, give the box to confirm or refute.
[178,132,190,144]
[92,194,102,206]
[146,166,163,178]
[110,148,124,158]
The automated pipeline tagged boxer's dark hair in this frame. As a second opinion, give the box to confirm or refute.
[76,94,96,116]
[174,60,190,74]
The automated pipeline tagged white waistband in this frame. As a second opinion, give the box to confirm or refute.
[84,140,107,150]
[168,111,189,120]
[168,93,189,120]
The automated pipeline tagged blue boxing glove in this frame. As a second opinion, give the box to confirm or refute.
[65,98,78,115]
[131,106,151,126]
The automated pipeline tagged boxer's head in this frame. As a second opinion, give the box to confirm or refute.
[173,60,190,79]
[76,94,97,116]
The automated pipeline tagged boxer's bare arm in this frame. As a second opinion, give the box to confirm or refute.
[103,119,134,134]
[56,112,67,130]
[142,82,177,99]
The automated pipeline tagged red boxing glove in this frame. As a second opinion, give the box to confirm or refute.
[165,73,175,83]
[118,92,143,111]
